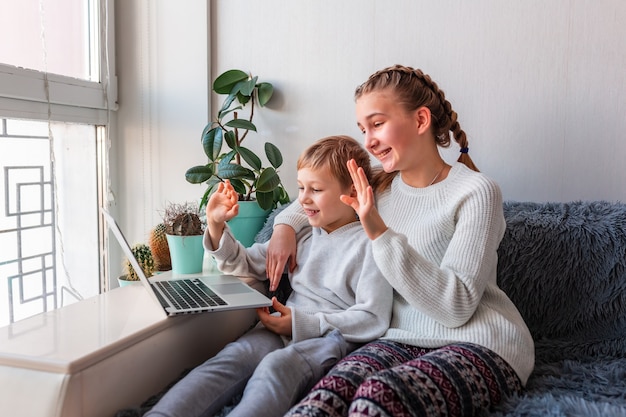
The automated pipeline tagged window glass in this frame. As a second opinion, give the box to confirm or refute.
[0,0,95,81]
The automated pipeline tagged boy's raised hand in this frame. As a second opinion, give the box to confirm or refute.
[206,180,240,249]
[207,180,240,223]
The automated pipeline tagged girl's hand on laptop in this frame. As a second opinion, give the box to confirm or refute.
[256,297,292,336]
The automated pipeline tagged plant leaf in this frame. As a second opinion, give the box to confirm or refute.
[224,130,237,150]
[202,127,222,161]
[239,76,258,97]
[206,175,222,187]
[255,190,274,210]
[256,167,281,192]
[226,119,257,131]
[219,95,239,116]
[218,105,243,121]
[218,161,255,181]
[200,188,211,211]
[237,92,251,107]
[219,150,237,165]
[257,82,274,107]
[265,142,283,168]
[229,179,247,195]
[275,186,291,205]
[238,146,262,171]
[230,79,247,95]
[185,165,214,184]
[213,69,248,94]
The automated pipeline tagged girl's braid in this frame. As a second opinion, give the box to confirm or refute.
[407,67,478,171]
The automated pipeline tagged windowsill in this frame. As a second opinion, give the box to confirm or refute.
[0,281,259,417]
[0,284,169,374]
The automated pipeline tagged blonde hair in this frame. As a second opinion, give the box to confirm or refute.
[297,135,372,189]
[355,65,478,192]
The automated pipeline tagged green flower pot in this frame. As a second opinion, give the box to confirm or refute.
[117,275,140,287]
[166,234,204,274]
[227,201,271,247]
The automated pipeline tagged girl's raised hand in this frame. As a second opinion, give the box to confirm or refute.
[340,159,388,240]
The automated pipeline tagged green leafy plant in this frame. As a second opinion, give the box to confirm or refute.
[185,69,290,211]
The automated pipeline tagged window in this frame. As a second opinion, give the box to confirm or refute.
[0,0,115,326]
[0,0,96,81]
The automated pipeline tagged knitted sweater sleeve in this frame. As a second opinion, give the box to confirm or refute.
[373,175,505,328]
[203,224,268,281]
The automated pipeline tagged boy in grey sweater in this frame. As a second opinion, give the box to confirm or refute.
[145,135,392,417]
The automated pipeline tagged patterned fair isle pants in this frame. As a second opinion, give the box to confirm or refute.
[285,341,522,417]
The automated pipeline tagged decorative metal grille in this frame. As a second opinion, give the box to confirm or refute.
[0,120,57,324]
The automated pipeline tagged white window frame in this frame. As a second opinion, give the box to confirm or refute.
[0,0,117,125]
[0,0,117,305]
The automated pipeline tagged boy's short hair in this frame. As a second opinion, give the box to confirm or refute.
[297,136,372,189]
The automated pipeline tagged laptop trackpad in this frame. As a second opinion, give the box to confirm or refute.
[213,283,253,294]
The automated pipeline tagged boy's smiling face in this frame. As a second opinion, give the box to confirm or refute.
[297,166,356,233]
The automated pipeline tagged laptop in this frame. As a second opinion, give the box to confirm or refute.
[101,208,272,316]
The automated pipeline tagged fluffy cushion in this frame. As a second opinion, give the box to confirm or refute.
[491,201,626,417]
[490,357,626,417]
[497,201,626,362]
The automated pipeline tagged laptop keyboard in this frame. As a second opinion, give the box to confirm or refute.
[154,279,228,310]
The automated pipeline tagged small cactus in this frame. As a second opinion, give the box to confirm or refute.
[162,202,205,236]
[124,243,155,281]
[149,223,171,271]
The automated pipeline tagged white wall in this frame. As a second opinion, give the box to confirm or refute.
[114,0,626,249]
[114,0,209,248]
[210,0,626,204]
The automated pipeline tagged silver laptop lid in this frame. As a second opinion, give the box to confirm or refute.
[101,208,169,309]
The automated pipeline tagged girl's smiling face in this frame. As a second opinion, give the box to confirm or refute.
[297,167,356,233]
[356,90,424,174]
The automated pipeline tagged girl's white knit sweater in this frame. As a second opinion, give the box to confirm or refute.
[276,163,535,384]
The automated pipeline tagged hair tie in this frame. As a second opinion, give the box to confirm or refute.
[460,147,469,154]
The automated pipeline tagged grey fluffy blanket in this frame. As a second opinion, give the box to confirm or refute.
[490,201,626,417]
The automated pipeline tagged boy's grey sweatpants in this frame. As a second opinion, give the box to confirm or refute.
[144,325,357,417]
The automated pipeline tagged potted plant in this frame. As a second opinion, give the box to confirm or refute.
[148,222,171,272]
[162,201,206,274]
[119,243,155,286]
[185,69,290,246]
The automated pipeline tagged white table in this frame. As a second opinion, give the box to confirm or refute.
[0,277,259,417]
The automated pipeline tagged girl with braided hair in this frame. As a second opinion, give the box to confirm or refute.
[268,65,534,417]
